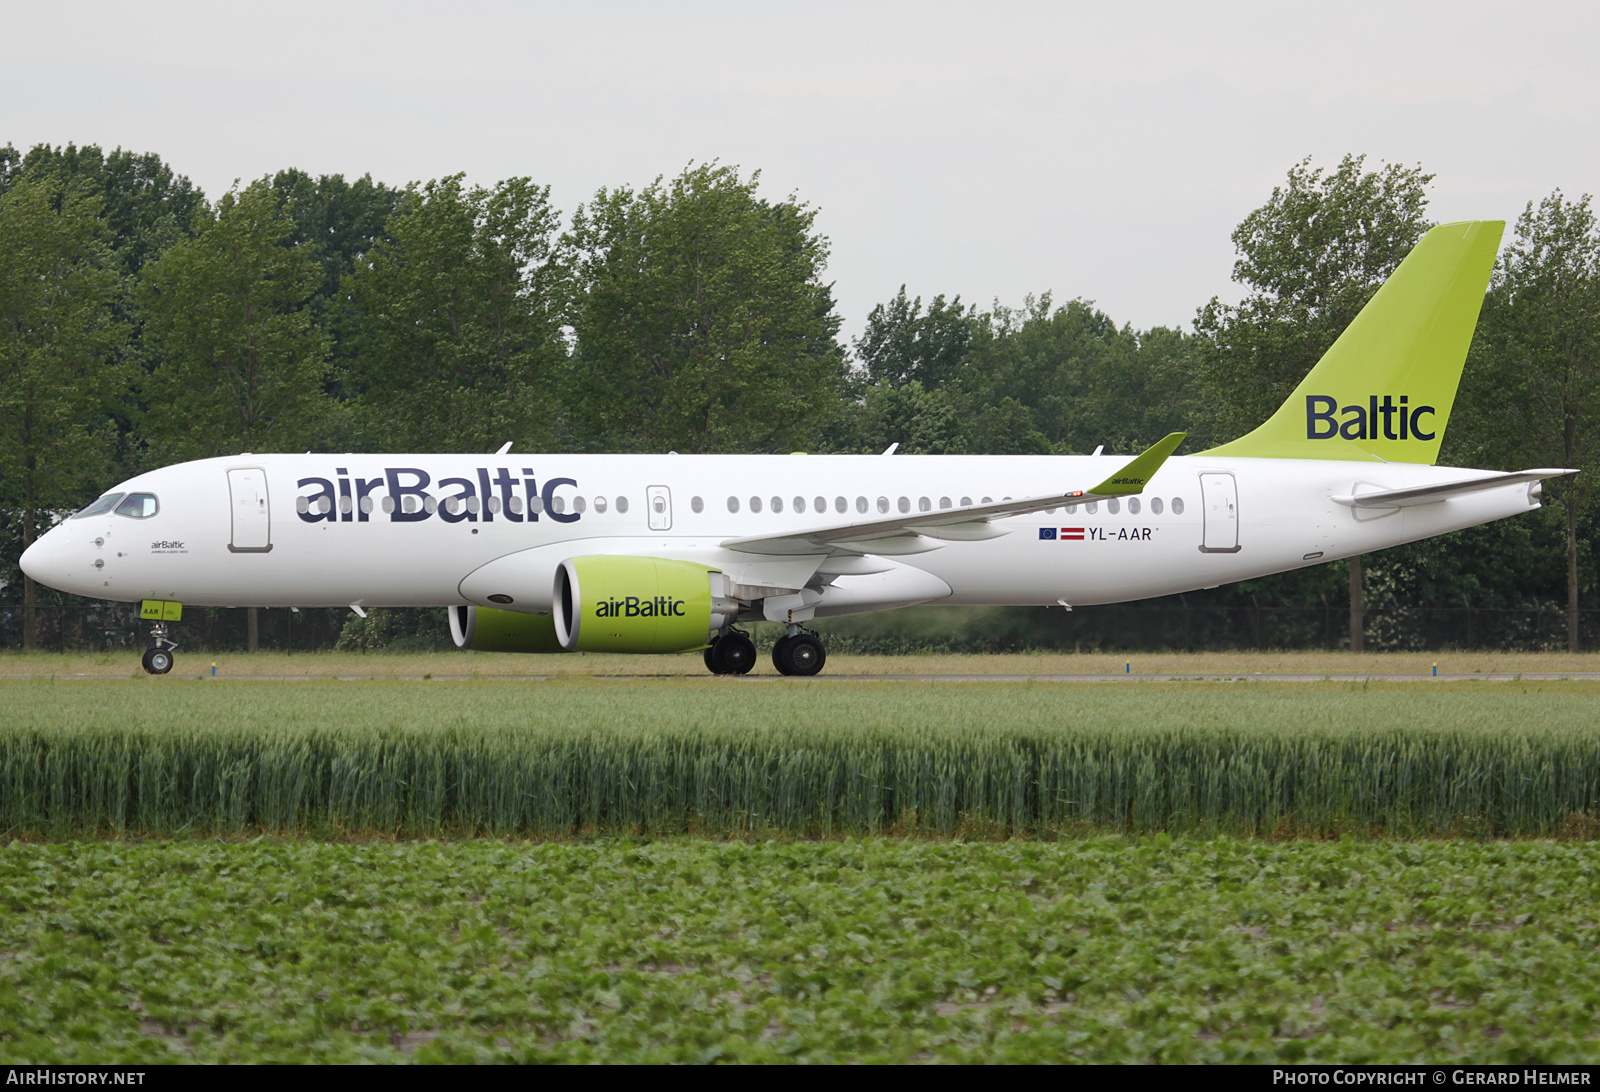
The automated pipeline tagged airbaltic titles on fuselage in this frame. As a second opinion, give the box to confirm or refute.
[295,468,580,524]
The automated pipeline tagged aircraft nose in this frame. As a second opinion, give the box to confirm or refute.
[20,528,81,592]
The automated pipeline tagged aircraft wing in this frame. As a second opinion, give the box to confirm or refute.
[1331,468,1576,509]
[723,433,1186,557]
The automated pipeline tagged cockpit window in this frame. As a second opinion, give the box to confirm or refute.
[114,493,159,519]
[71,493,124,519]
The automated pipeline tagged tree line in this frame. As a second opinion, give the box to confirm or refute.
[2,144,1596,651]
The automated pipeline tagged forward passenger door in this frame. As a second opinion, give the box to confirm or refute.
[227,467,272,552]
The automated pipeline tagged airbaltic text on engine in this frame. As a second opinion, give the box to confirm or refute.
[595,596,687,618]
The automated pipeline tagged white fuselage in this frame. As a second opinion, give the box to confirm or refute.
[20,452,1541,618]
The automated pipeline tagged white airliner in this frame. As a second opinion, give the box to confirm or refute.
[20,220,1574,676]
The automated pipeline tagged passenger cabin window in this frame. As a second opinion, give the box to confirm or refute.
[856,497,868,514]
[1150,497,1163,514]
[918,497,931,512]
[594,496,607,513]
[771,496,783,513]
[939,497,951,509]
[115,494,159,519]
[572,497,586,514]
[1171,497,1185,515]
[898,497,910,513]
[73,493,125,519]
[835,497,847,513]
[793,496,806,513]
[750,496,763,513]
[1086,501,1098,514]
[728,496,740,513]
[813,496,825,513]
[691,496,704,514]
[960,496,972,507]
[1128,498,1140,514]
[614,496,627,514]
[1107,498,1120,514]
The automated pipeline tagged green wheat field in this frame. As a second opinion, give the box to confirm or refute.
[4,678,1599,837]
[2,671,1598,1062]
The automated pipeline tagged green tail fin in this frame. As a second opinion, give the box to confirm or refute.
[1201,219,1504,463]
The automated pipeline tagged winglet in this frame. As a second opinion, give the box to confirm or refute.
[1089,433,1186,495]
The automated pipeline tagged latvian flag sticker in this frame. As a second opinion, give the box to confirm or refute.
[1061,527,1085,540]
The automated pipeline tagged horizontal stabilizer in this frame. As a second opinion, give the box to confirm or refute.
[1332,469,1576,509]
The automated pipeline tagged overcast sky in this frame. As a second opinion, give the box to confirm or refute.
[6,1,1597,339]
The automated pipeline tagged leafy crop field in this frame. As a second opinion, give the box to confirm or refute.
[1,838,1596,1064]
[3,679,1599,837]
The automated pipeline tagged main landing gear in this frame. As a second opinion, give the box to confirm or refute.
[702,626,827,676]
[141,622,177,675]
[772,627,825,677]
[704,629,756,675]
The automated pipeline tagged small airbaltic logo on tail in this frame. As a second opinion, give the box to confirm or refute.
[1306,396,1436,442]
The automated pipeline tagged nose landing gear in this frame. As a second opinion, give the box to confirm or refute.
[141,623,177,675]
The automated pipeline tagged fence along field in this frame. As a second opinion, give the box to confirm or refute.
[4,679,1600,838]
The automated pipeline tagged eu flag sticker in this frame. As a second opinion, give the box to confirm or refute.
[1039,527,1057,540]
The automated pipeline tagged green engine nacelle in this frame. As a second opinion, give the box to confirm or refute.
[553,555,736,653]
[448,605,564,653]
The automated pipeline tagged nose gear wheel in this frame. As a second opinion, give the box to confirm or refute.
[141,621,178,675]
